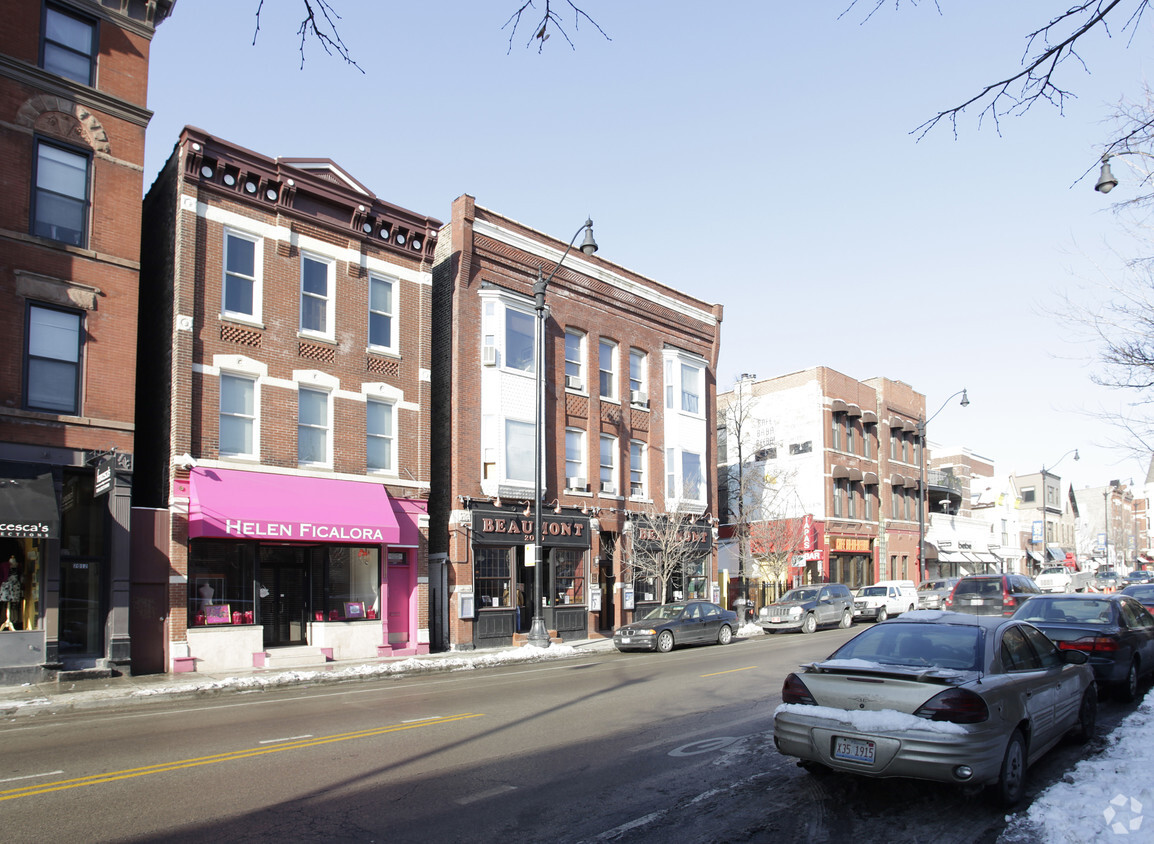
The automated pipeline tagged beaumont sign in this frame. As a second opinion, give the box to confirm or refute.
[471,508,591,547]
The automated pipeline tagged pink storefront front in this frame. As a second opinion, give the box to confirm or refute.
[182,468,426,671]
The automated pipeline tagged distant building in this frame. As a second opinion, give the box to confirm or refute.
[431,196,723,649]
[1012,469,1079,570]
[136,128,440,673]
[1072,482,1139,570]
[0,0,173,683]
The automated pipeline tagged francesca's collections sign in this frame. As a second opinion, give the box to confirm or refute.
[217,520,391,542]
[472,509,590,547]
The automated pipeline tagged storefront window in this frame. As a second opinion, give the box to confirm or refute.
[188,541,256,626]
[315,546,379,619]
[0,538,42,632]
[683,556,708,599]
[553,550,585,605]
[476,546,512,608]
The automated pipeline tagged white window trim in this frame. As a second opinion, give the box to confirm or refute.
[630,440,648,500]
[367,272,398,355]
[503,304,536,376]
[366,396,397,475]
[218,370,260,460]
[297,385,333,468]
[222,227,263,325]
[299,251,336,340]
[629,348,648,403]
[504,417,535,485]
[565,328,587,393]
[565,427,587,485]
[600,434,618,496]
[599,338,619,403]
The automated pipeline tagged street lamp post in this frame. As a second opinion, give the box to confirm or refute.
[916,389,969,582]
[527,218,598,648]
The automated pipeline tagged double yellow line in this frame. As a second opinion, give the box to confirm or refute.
[1,712,483,801]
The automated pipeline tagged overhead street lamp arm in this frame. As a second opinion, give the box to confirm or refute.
[1095,151,1154,194]
[528,218,597,649]
[1041,448,1080,475]
[917,388,970,582]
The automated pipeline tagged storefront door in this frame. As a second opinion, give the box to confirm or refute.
[58,556,102,656]
[259,547,309,647]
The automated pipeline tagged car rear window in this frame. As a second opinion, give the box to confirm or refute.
[954,579,1001,597]
[1016,597,1114,625]
[830,623,982,671]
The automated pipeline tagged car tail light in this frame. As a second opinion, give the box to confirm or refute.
[914,688,989,724]
[1001,581,1016,616]
[782,673,817,705]
[1058,636,1119,653]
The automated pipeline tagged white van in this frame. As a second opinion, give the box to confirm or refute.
[852,579,918,622]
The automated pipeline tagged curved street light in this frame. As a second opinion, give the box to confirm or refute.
[1094,151,1154,193]
[528,219,598,648]
[916,389,970,581]
[1036,449,1079,569]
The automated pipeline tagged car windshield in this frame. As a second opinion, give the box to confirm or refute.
[1040,567,1066,576]
[644,603,688,620]
[918,581,946,591]
[860,586,888,597]
[829,623,983,671]
[1013,597,1115,625]
[780,589,819,603]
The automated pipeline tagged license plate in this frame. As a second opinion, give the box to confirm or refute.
[833,736,876,764]
[619,637,631,643]
[771,617,783,623]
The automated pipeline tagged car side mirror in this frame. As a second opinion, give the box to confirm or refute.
[1062,650,1089,665]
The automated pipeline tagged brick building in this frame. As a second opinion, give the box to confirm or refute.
[717,368,931,606]
[431,196,724,649]
[0,0,173,683]
[135,127,440,673]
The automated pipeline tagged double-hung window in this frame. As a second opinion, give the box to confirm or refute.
[505,308,535,373]
[298,387,331,466]
[630,440,647,498]
[367,398,395,472]
[565,429,586,486]
[600,435,618,495]
[681,363,702,414]
[599,338,618,400]
[42,4,96,85]
[33,140,89,247]
[223,229,261,321]
[219,373,257,458]
[681,450,703,501]
[505,419,534,482]
[564,329,585,391]
[300,253,334,338]
[25,303,82,414]
[368,274,396,353]
[629,348,647,404]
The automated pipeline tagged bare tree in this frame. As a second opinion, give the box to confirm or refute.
[502,0,611,54]
[625,501,714,608]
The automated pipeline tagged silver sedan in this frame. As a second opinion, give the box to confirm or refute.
[773,611,1096,806]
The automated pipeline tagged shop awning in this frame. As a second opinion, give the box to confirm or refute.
[391,497,427,549]
[939,551,969,563]
[1046,544,1066,561]
[1027,549,1045,563]
[189,467,399,544]
[0,463,59,539]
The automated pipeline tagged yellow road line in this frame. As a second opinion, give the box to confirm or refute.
[1,712,483,801]
[701,666,757,677]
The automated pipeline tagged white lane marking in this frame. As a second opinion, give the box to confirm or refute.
[0,770,64,784]
[258,734,313,745]
[456,785,518,805]
[669,737,739,756]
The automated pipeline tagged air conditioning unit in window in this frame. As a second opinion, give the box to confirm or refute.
[600,482,617,495]
[481,346,497,367]
[565,375,584,391]
[630,390,649,407]
[567,476,586,491]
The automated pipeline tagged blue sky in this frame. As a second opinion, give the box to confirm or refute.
[143,1,1154,492]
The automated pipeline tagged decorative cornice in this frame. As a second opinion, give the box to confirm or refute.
[0,54,153,128]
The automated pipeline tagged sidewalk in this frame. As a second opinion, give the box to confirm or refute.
[0,638,619,717]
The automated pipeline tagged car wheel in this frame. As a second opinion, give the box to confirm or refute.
[876,607,888,623]
[993,729,1027,808]
[801,613,817,634]
[717,624,733,645]
[1118,659,1140,702]
[1070,686,1097,744]
[656,630,675,653]
[839,609,853,628]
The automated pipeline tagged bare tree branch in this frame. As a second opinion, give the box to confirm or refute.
[254,0,363,72]
[502,0,611,55]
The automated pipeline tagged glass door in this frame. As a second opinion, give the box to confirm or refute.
[259,546,309,647]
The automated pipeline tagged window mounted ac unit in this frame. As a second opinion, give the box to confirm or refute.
[630,483,644,497]
[567,476,586,491]
[481,346,497,366]
[565,375,584,391]
[630,390,649,407]
[600,482,617,495]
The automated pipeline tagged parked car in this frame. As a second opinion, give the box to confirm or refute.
[917,578,959,610]
[945,574,1042,617]
[1121,583,1154,612]
[774,612,1096,806]
[757,584,854,634]
[1011,593,1154,700]
[1123,570,1153,586]
[853,580,918,622]
[613,600,737,653]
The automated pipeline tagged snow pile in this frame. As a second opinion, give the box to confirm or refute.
[775,702,967,735]
[1003,695,1154,843]
[132,643,583,697]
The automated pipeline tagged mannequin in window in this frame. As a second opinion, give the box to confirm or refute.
[0,557,22,632]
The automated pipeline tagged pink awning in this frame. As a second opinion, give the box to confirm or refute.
[391,497,427,548]
[189,467,399,544]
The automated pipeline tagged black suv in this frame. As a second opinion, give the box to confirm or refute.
[945,574,1042,617]
[757,583,854,634]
